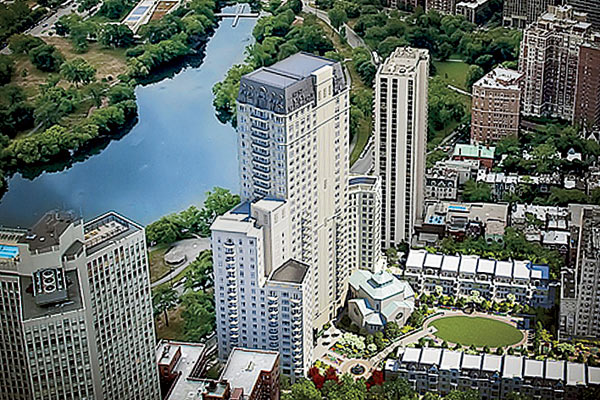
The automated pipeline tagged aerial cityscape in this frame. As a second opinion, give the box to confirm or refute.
[0,0,599,399]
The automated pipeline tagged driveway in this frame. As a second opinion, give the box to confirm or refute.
[151,238,211,288]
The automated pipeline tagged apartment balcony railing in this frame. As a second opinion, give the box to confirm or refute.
[252,157,269,166]
[252,138,270,149]
[251,121,269,132]
[250,111,269,121]
[255,180,271,190]
[252,146,270,157]
[253,163,270,174]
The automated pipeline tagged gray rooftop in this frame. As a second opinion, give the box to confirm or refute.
[220,348,278,396]
[20,269,84,321]
[84,212,141,256]
[269,259,309,284]
[19,211,78,252]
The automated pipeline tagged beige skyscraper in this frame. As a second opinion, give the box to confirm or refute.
[0,211,160,400]
[236,52,350,328]
[374,47,429,249]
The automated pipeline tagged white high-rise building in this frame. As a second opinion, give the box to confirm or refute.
[211,199,312,378]
[0,211,160,400]
[348,175,383,272]
[374,47,429,249]
[236,52,350,327]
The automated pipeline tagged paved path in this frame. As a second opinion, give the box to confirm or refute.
[302,2,368,51]
[370,326,438,366]
[151,238,211,288]
[447,84,472,97]
[350,141,373,174]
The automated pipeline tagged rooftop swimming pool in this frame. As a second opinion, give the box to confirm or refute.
[0,245,19,259]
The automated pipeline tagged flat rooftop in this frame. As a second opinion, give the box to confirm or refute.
[19,211,77,252]
[20,269,84,321]
[269,259,309,284]
[220,348,278,396]
[156,341,208,400]
[84,212,140,256]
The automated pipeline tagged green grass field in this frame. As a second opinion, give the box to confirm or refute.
[431,316,523,348]
[433,60,470,91]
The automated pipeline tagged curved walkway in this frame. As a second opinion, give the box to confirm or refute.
[151,238,211,288]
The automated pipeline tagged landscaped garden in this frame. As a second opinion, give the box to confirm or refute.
[431,316,523,348]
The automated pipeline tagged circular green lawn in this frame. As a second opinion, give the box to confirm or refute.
[430,316,523,348]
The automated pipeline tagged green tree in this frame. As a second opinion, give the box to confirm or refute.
[152,286,178,327]
[99,23,134,48]
[0,55,14,85]
[384,321,401,340]
[184,251,213,291]
[181,290,215,341]
[284,379,321,400]
[60,58,96,87]
[107,83,135,105]
[8,34,44,54]
[29,44,64,72]
[463,179,492,202]
[34,85,76,128]
[146,216,179,245]
[444,390,480,400]
[466,64,484,91]
[328,7,348,31]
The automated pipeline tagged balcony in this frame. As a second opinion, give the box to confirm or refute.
[223,240,235,249]
[251,121,269,132]
[250,111,269,121]
[253,138,270,149]
[252,146,270,157]
[252,157,270,166]
[255,180,271,190]
[269,328,278,335]
[269,334,279,341]
[225,256,235,264]
[253,163,270,174]
[251,129,269,140]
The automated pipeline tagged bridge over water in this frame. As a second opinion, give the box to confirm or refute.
[215,3,259,27]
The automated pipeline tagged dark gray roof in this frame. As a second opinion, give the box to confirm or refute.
[19,211,78,252]
[20,270,84,321]
[269,259,309,284]
[238,52,347,114]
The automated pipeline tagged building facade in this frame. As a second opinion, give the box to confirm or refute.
[403,249,551,306]
[0,211,160,400]
[502,0,558,29]
[426,0,456,14]
[519,5,593,120]
[560,205,600,339]
[375,47,429,248]
[567,0,600,31]
[455,0,493,24]
[236,52,350,328]
[470,67,523,144]
[385,347,600,399]
[348,175,383,273]
[574,38,600,136]
[211,200,312,378]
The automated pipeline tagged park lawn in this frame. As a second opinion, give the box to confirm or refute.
[434,60,470,91]
[431,316,524,348]
[155,306,186,341]
[149,244,172,283]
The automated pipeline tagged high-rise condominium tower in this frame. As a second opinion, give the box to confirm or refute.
[502,0,558,29]
[567,0,600,31]
[0,211,160,400]
[236,52,350,327]
[519,5,592,120]
[375,47,429,249]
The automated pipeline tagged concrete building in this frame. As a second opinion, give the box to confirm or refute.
[375,47,429,248]
[502,0,558,29]
[476,170,562,201]
[211,200,312,378]
[426,0,456,14]
[403,249,551,306]
[0,211,160,400]
[157,342,280,400]
[420,201,509,244]
[452,144,495,169]
[560,205,600,339]
[519,5,593,121]
[348,176,384,273]
[567,0,600,31]
[428,159,481,186]
[425,169,459,201]
[347,270,415,333]
[470,67,523,144]
[574,37,600,136]
[455,0,493,24]
[236,52,350,328]
[385,347,600,399]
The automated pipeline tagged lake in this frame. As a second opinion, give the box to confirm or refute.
[0,14,255,227]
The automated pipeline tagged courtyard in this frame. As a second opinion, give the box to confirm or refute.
[430,315,525,348]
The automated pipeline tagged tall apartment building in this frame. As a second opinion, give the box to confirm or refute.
[211,199,312,378]
[519,5,593,120]
[426,0,456,14]
[348,175,383,273]
[502,0,558,29]
[567,0,600,31]
[455,0,493,24]
[236,52,350,328]
[385,347,600,399]
[471,67,523,144]
[375,47,429,249]
[560,205,600,339]
[0,211,160,400]
[574,38,600,135]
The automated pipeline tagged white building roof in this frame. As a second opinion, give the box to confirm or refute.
[495,261,513,278]
[482,354,502,372]
[477,259,496,274]
[402,347,422,363]
[221,348,279,395]
[424,253,443,269]
[440,350,462,370]
[502,356,523,378]
[588,366,600,385]
[420,348,443,365]
[524,359,544,378]
[461,354,482,370]
[459,256,478,274]
[513,261,531,280]
[545,360,565,381]
[566,362,586,386]
[441,255,460,272]
[406,250,426,269]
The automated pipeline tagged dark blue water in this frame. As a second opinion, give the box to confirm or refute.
[0,16,255,227]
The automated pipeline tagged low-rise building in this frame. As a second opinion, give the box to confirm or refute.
[385,347,600,398]
[452,144,495,169]
[425,170,459,201]
[347,270,415,333]
[157,342,280,400]
[476,170,562,201]
[428,159,481,186]
[471,67,523,145]
[420,201,509,244]
[349,176,384,273]
[426,0,456,14]
[402,249,551,306]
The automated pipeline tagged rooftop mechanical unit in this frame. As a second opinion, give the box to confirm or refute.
[32,267,68,306]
